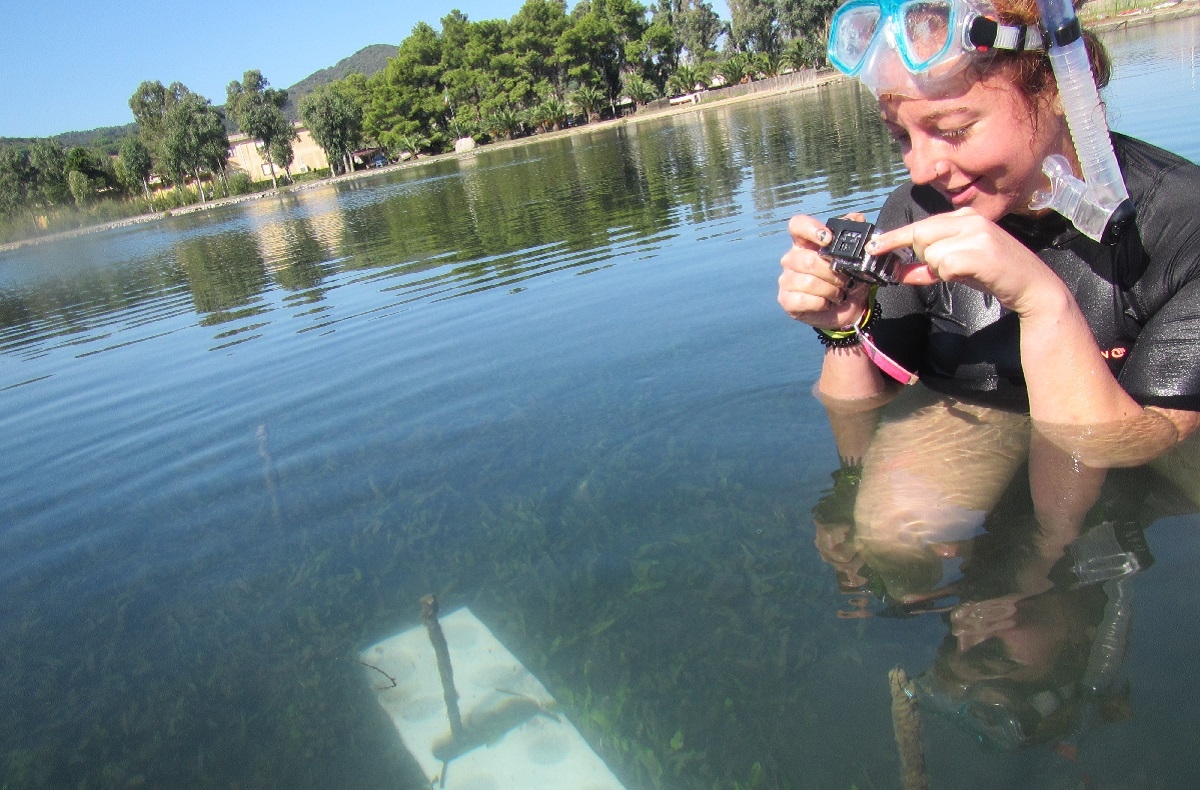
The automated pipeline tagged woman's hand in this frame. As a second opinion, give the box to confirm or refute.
[778,213,873,329]
[870,208,1155,428]
[867,208,1064,317]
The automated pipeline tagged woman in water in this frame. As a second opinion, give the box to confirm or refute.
[781,0,1200,618]
[778,0,1200,465]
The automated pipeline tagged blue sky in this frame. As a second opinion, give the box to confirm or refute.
[3,0,731,139]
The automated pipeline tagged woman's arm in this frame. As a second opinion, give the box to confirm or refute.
[868,208,1198,463]
[779,213,902,401]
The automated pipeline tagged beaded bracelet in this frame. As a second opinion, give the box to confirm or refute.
[814,292,879,348]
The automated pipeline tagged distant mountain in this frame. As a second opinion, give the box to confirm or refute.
[56,123,140,154]
[1,122,139,155]
[0,43,396,149]
[282,43,394,119]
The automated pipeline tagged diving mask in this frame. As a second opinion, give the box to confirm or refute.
[828,0,1044,97]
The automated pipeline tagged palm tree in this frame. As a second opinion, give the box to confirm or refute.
[485,106,526,141]
[394,133,430,159]
[782,36,828,72]
[531,97,570,133]
[571,84,606,124]
[754,51,782,79]
[719,54,752,86]
[666,65,700,97]
[621,74,657,108]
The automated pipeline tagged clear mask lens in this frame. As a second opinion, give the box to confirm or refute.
[829,0,980,97]
[831,5,883,74]
[900,1,956,68]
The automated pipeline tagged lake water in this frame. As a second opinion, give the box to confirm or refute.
[3,17,1200,790]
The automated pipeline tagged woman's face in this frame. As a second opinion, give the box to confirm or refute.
[879,76,1070,221]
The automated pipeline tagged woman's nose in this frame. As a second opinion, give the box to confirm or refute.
[905,139,948,185]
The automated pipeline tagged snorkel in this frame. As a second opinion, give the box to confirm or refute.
[1029,0,1135,244]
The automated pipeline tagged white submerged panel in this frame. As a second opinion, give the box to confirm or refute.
[361,607,627,790]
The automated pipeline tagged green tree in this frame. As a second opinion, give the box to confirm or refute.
[440,12,511,125]
[128,80,171,151]
[777,0,839,43]
[269,116,295,180]
[64,147,118,195]
[299,82,364,176]
[621,73,657,106]
[364,22,447,154]
[507,0,572,104]
[394,132,431,158]
[197,109,232,194]
[161,89,225,203]
[631,17,679,91]
[226,70,294,189]
[447,114,480,141]
[29,139,69,207]
[558,0,650,106]
[666,63,699,95]
[571,83,606,123]
[781,34,827,71]
[752,50,781,78]
[529,95,570,132]
[484,106,525,140]
[67,170,91,207]
[718,52,753,85]
[128,80,192,184]
[677,0,723,64]
[727,0,779,54]
[0,147,33,218]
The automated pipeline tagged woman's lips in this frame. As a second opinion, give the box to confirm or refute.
[944,178,980,206]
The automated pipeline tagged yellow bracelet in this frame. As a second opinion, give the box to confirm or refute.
[816,287,877,346]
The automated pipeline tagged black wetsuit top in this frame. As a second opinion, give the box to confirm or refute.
[872,133,1200,412]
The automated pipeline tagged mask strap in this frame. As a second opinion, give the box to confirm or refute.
[966,15,1044,52]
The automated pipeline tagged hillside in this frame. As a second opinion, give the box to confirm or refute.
[281,43,394,119]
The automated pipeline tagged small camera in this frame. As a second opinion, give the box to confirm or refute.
[819,217,904,286]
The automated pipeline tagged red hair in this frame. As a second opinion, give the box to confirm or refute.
[980,0,1112,106]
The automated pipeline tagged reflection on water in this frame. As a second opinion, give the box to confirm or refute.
[1,21,1199,790]
[1105,15,1200,157]
[815,386,1200,763]
[0,79,902,368]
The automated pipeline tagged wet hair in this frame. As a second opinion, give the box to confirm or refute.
[982,0,1112,107]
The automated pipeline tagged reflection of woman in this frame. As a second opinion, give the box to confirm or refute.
[778,0,1200,464]
[906,459,1191,749]
[810,406,1195,748]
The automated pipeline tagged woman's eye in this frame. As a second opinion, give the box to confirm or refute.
[939,125,971,141]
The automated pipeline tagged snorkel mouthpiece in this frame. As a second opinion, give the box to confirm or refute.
[1029,0,1134,244]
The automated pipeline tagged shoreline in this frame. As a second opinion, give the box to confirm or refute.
[3,1,1197,256]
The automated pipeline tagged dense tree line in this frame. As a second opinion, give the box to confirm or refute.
[0,0,835,226]
[292,0,833,170]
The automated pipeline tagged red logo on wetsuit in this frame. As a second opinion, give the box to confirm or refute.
[1101,345,1129,368]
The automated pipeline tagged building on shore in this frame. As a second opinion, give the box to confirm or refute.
[227,123,330,180]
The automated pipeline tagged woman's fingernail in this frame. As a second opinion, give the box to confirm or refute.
[817,229,831,244]
[865,239,879,253]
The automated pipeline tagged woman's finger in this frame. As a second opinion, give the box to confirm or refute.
[787,214,833,248]
[867,208,977,257]
[778,264,847,306]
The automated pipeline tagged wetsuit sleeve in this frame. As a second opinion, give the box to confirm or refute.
[1120,276,1200,410]
[1114,146,1200,411]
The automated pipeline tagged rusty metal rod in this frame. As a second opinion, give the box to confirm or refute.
[421,594,465,742]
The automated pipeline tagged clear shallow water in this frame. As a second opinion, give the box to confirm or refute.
[2,19,1200,790]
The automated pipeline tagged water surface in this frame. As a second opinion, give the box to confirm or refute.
[3,17,1200,790]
